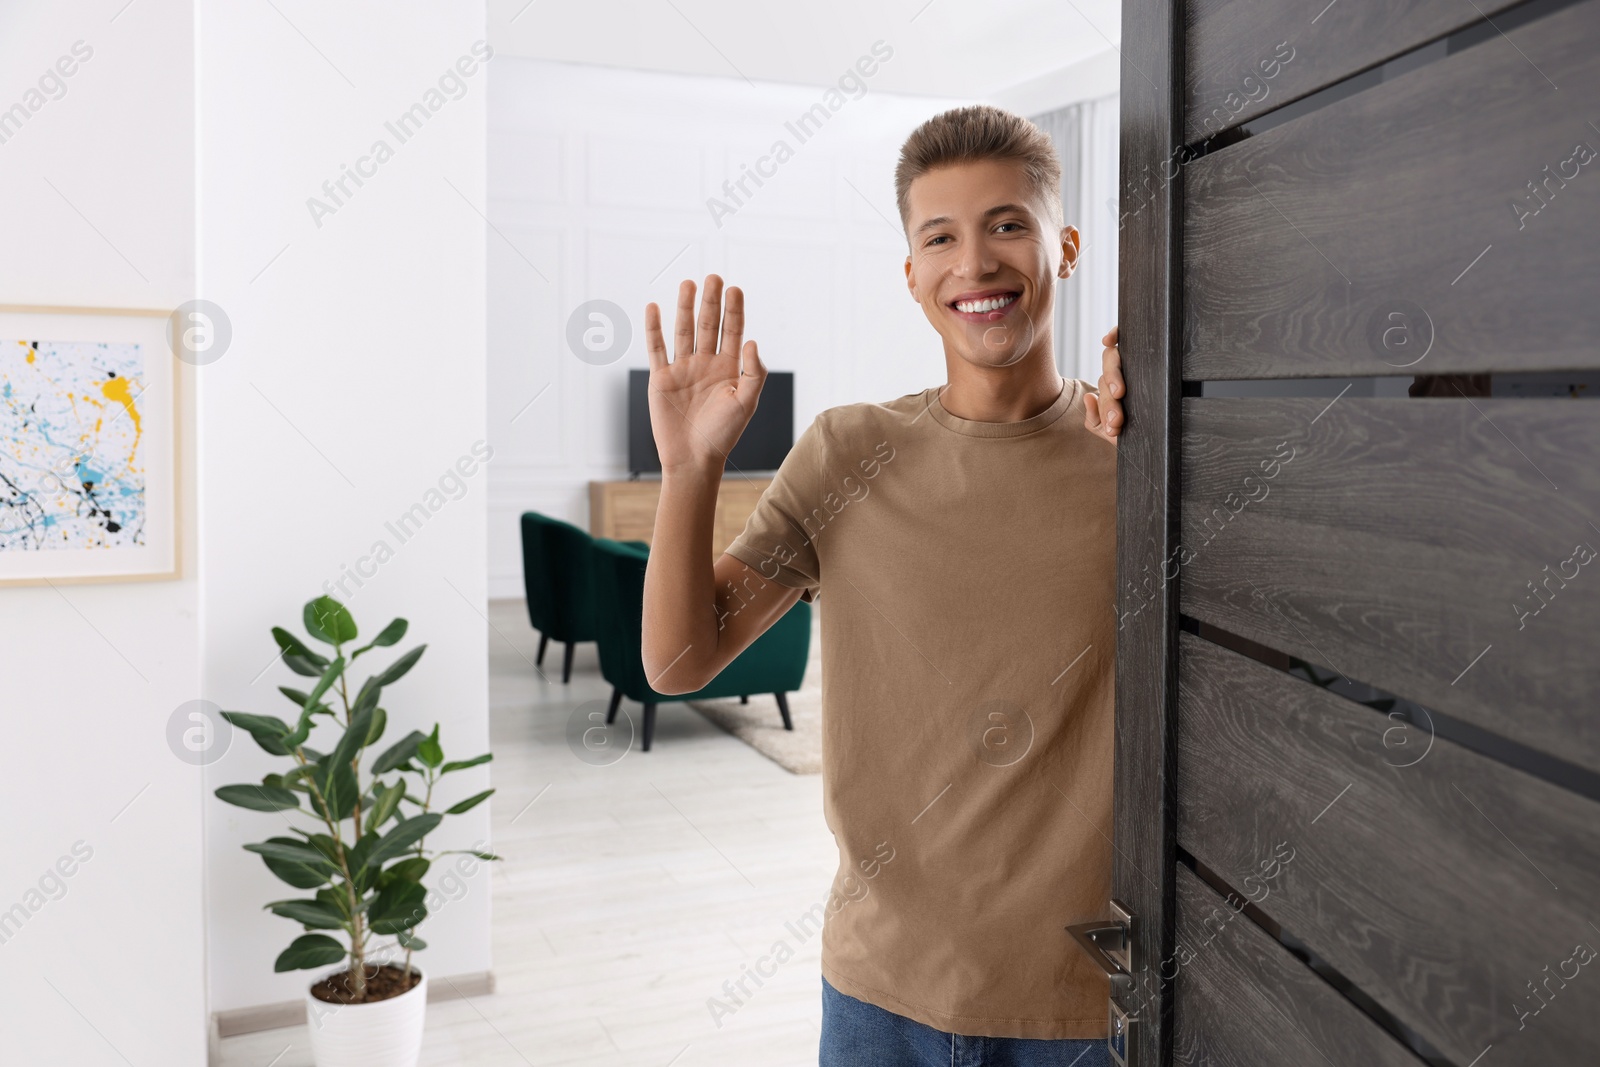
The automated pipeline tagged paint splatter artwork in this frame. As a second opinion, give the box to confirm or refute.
[1,339,146,551]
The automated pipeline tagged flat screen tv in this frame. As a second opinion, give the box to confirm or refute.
[628,369,793,475]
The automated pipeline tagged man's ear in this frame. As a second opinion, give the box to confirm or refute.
[904,254,919,303]
[1057,225,1082,280]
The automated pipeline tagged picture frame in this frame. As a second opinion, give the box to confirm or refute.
[0,304,182,586]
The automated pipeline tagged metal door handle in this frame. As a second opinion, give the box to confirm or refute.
[1066,899,1136,987]
[1066,920,1131,985]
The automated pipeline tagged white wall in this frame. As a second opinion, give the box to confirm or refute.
[198,0,492,1015]
[486,58,973,597]
[0,2,207,1064]
[989,47,1119,116]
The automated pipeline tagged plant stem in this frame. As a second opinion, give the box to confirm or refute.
[402,765,437,982]
[296,743,367,999]
[332,641,371,995]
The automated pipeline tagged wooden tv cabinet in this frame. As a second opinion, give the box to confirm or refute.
[588,477,772,557]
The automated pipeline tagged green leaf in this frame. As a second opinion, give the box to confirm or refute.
[368,880,427,934]
[444,788,495,816]
[303,656,347,712]
[439,753,492,775]
[377,856,430,889]
[274,933,347,972]
[365,707,388,748]
[305,834,342,868]
[417,724,443,768]
[346,832,381,892]
[372,730,426,775]
[373,645,427,688]
[273,627,330,677]
[215,783,299,812]
[304,596,359,645]
[267,899,346,930]
[281,701,320,750]
[352,677,382,718]
[284,653,325,677]
[219,712,292,757]
[256,836,335,890]
[367,779,406,829]
[344,831,377,870]
[329,706,375,773]
[317,885,357,919]
[281,765,315,792]
[352,618,409,660]
[438,849,502,861]
[311,758,360,822]
[280,686,335,718]
[396,929,427,950]
[246,840,335,868]
[367,813,443,870]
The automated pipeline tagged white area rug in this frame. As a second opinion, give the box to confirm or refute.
[686,604,823,775]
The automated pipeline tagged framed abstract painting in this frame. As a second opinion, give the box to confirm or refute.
[0,305,181,585]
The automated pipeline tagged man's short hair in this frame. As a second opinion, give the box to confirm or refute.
[894,104,1064,239]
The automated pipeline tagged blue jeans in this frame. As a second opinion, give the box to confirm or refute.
[819,976,1111,1067]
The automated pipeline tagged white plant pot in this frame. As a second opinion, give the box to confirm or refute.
[303,964,427,1067]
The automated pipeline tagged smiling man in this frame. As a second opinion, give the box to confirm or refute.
[641,104,1124,1067]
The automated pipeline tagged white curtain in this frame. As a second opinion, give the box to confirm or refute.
[1031,94,1120,383]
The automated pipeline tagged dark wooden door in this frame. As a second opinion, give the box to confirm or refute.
[1101,1,1600,1064]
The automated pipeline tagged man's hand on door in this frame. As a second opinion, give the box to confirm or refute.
[1084,325,1123,443]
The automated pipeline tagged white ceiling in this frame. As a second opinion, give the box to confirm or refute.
[487,0,1123,99]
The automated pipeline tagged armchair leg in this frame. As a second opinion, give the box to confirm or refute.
[606,687,622,724]
[562,641,576,684]
[536,633,549,667]
[775,692,793,731]
[739,695,749,705]
[642,703,657,752]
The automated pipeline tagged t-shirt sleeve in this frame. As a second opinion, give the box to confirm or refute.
[723,414,827,603]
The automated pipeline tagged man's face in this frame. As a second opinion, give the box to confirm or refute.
[903,158,1078,370]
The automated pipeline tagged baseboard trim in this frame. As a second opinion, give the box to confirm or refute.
[212,970,496,1038]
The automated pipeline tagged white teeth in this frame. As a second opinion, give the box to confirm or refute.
[954,294,1017,313]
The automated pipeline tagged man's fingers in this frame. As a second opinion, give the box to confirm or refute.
[1102,325,1118,346]
[720,285,745,361]
[696,274,724,356]
[1101,342,1123,398]
[645,302,667,371]
[673,279,696,362]
[735,339,765,405]
[1085,390,1122,441]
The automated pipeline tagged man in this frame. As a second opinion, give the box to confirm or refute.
[640,104,1125,1066]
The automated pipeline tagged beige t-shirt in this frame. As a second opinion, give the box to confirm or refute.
[724,376,1117,1040]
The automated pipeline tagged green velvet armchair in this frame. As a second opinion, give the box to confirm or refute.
[519,512,646,683]
[589,537,812,751]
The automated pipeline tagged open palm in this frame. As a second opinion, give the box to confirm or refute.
[644,274,766,473]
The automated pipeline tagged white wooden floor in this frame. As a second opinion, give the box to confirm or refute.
[219,598,836,1067]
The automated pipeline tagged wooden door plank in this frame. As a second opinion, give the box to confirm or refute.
[1180,396,1600,772]
[1183,0,1521,142]
[1178,633,1600,1064]
[1184,0,1599,378]
[1172,865,1427,1067]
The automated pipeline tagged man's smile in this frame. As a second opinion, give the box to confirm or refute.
[948,288,1021,323]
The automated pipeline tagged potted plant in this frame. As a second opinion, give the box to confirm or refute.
[213,595,498,1067]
